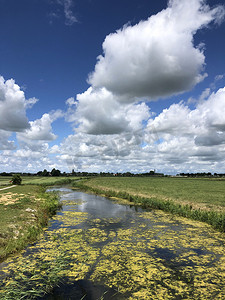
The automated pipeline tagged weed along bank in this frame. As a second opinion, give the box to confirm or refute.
[0,186,225,299]
[0,184,61,262]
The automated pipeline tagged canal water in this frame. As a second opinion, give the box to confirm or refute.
[1,187,225,299]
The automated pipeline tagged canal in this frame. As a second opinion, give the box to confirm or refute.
[1,187,225,299]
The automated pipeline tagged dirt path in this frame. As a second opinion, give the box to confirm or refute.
[0,185,16,191]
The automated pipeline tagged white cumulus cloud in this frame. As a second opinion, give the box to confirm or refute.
[145,86,225,169]
[66,87,150,135]
[0,76,38,132]
[88,0,224,101]
[59,86,225,174]
[17,110,63,142]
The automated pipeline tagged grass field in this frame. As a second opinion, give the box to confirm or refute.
[75,177,225,209]
[0,176,12,186]
[73,177,225,231]
[0,176,81,187]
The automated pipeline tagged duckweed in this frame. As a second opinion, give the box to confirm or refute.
[0,189,225,299]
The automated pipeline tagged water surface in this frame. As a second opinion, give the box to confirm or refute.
[1,187,225,299]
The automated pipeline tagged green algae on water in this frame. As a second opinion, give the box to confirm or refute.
[1,196,225,299]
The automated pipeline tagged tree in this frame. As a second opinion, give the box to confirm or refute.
[12,174,22,185]
[51,168,61,177]
[42,169,49,176]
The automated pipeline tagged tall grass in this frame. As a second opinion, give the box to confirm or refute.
[1,251,67,300]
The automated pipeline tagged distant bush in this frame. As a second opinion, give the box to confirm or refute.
[12,174,22,185]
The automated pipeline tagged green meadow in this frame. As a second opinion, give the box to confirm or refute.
[74,176,225,208]
[0,177,12,186]
[0,176,80,187]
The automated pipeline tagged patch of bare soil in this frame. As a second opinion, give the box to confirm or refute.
[0,193,19,205]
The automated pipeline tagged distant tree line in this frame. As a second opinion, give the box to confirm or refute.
[178,172,225,177]
[1,170,225,178]
[37,168,62,177]
[0,172,36,176]
[0,170,163,177]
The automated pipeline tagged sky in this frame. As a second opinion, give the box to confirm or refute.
[0,0,225,175]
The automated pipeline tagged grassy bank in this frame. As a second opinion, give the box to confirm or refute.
[73,177,225,231]
[0,185,61,261]
[0,176,82,187]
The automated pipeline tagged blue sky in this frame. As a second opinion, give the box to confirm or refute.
[0,0,225,174]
